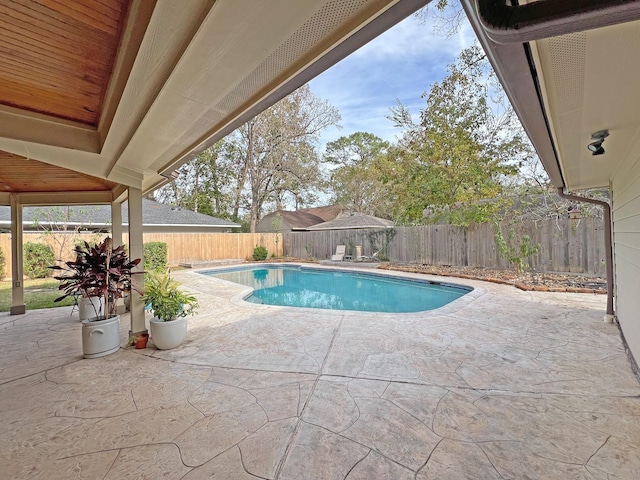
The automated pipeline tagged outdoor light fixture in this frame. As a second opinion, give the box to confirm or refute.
[587,130,609,156]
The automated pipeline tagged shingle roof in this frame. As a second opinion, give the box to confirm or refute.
[262,211,325,230]
[259,204,343,231]
[306,212,394,230]
[299,204,343,222]
[0,199,240,229]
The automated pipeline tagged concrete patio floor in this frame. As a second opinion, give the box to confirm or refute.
[1,266,639,479]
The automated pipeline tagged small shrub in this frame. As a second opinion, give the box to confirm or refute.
[494,224,540,273]
[144,242,168,274]
[0,246,5,281]
[24,242,56,279]
[253,245,268,261]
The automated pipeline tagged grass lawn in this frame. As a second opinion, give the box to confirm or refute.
[0,278,75,312]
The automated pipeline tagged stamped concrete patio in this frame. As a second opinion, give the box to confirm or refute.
[1,266,639,479]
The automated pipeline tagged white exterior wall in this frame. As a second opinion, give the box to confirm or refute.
[612,151,640,365]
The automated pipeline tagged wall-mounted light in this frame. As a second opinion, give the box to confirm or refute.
[587,130,609,156]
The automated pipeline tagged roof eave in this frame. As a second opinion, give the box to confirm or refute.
[462,0,565,188]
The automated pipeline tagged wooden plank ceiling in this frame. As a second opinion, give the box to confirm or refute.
[0,150,116,192]
[0,0,131,126]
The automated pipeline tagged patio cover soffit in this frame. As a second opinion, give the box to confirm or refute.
[0,0,430,199]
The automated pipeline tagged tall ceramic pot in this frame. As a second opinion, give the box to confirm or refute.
[150,317,187,350]
[78,296,105,321]
[81,315,121,358]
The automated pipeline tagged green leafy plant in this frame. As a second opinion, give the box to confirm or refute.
[366,228,397,261]
[144,242,168,274]
[494,224,540,273]
[304,240,315,260]
[50,238,141,319]
[0,246,6,281]
[142,271,198,322]
[253,245,268,261]
[24,242,56,279]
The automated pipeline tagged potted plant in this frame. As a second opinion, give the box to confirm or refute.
[142,271,198,350]
[50,237,141,358]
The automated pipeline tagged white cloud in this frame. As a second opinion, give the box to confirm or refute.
[309,9,476,150]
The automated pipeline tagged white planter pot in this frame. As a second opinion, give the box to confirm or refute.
[150,316,187,350]
[79,296,105,321]
[81,315,121,358]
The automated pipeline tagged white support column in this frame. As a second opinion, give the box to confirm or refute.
[111,200,125,313]
[111,199,123,248]
[128,187,146,334]
[10,195,25,315]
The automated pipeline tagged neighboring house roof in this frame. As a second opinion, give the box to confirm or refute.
[262,211,326,231]
[299,204,343,222]
[258,204,343,232]
[0,199,240,230]
[307,212,394,230]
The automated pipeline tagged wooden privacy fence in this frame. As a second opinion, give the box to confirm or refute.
[283,216,606,275]
[136,232,282,265]
[0,232,283,278]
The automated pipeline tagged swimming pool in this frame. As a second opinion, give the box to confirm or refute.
[202,265,471,313]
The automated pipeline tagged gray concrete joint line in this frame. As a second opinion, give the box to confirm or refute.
[274,313,345,479]
[585,434,611,467]
[238,444,269,480]
[415,437,443,479]
[343,449,371,480]
[299,419,416,473]
[0,356,84,387]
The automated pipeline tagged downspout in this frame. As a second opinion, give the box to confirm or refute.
[557,188,614,320]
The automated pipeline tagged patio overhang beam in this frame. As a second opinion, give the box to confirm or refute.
[1,191,116,207]
[151,0,431,195]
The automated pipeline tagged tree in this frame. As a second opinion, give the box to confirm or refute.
[223,84,340,231]
[324,132,392,216]
[415,0,466,38]
[153,142,236,219]
[30,206,103,262]
[385,45,528,226]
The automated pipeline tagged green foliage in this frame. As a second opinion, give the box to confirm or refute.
[144,242,168,274]
[0,246,6,281]
[384,46,529,226]
[49,238,141,318]
[0,279,76,312]
[325,132,392,216]
[366,228,397,261]
[253,245,268,261]
[24,242,56,279]
[494,224,540,273]
[154,85,340,232]
[142,271,198,322]
[304,240,315,260]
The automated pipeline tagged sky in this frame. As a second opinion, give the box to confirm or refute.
[308,7,477,149]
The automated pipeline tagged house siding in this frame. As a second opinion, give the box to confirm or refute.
[612,153,640,365]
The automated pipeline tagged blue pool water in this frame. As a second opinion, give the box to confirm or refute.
[202,265,471,313]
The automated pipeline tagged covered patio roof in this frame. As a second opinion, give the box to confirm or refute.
[0,0,430,198]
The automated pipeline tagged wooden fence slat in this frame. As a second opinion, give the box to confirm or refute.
[0,232,283,278]
[282,217,606,275]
